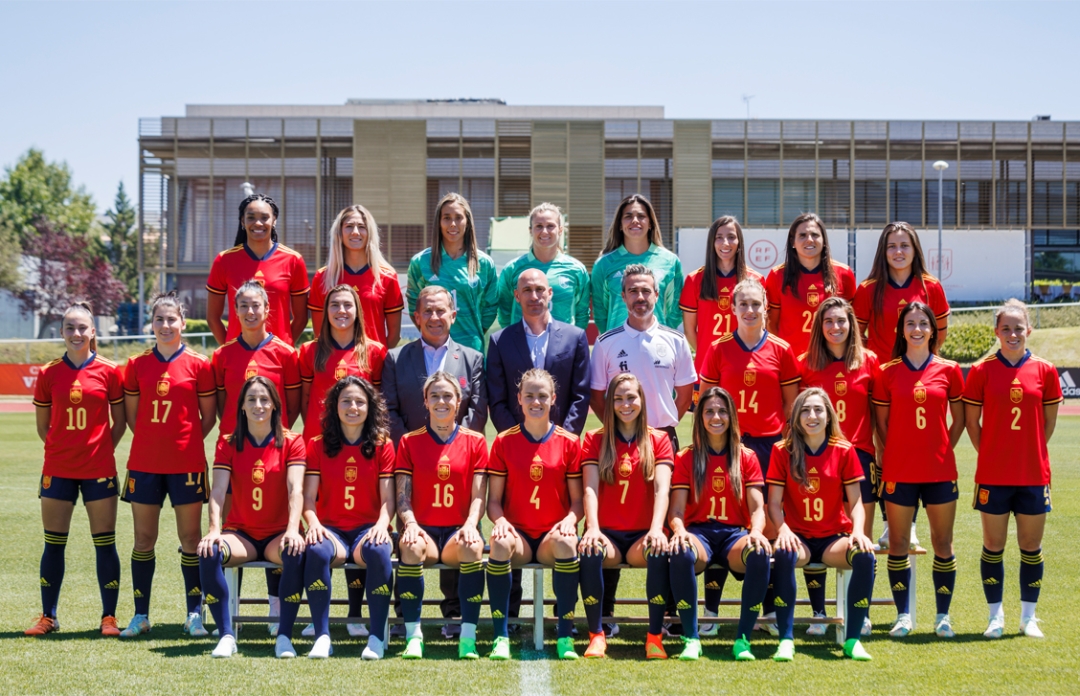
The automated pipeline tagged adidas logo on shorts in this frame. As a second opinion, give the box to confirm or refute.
[401,592,418,600]
[467,595,483,603]
[892,582,906,592]
[649,595,666,605]
[371,584,390,596]
[676,600,691,610]
[308,579,328,592]
[583,596,598,606]
[936,586,951,595]
[104,580,119,590]
[854,598,869,608]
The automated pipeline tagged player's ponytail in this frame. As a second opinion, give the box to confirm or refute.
[691,387,743,502]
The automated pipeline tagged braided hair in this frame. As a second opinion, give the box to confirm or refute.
[233,193,279,247]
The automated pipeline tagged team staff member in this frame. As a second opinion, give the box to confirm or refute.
[207,193,309,346]
[496,202,590,330]
[579,374,674,660]
[486,369,584,660]
[407,193,498,354]
[668,387,770,662]
[963,299,1062,639]
[766,389,875,662]
[764,213,856,357]
[196,377,307,659]
[26,302,126,637]
[797,297,880,636]
[302,376,396,659]
[873,301,965,639]
[591,194,684,334]
[119,293,217,639]
[309,204,403,348]
[853,221,949,361]
[395,371,489,660]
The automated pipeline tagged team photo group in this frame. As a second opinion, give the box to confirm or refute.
[27,189,1061,664]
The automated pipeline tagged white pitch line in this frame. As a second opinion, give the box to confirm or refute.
[518,569,553,696]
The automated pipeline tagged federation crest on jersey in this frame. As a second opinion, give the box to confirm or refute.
[834,376,848,396]
[897,298,908,316]
[245,359,259,380]
[438,455,452,481]
[618,454,633,478]
[252,459,266,485]
[335,359,348,380]
[530,455,544,482]
[913,380,927,404]
[1010,378,1023,404]
[806,284,821,308]
[712,475,726,493]
[253,270,266,287]
[42,475,52,490]
[718,290,731,311]
[744,360,757,387]
[804,477,820,494]
[885,481,896,494]
[344,465,357,483]
[128,476,136,494]
[157,372,171,397]
[978,487,989,505]
[69,379,83,404]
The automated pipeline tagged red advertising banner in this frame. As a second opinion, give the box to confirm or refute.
[0,364,42,396]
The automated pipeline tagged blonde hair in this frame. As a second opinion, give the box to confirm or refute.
[528,202,565,245]
[598,374,655,485]
[63,301,97,353]
[732,277,768,307]
[322,205,394,295]
[994,298,1032,329]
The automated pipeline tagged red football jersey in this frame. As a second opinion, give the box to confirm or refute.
[212,335,301,436]
[206,243,309,346]
[297,339,387,442]
[962,352,1064,486]
[306,436,395,529]
[486,424,582,537]
[766,437,863,538]
[34,354,124,479]
[124,345,216,474]
[309,264,404,346]
[798,351,880,455]
[853,274,950,360]
[679,266,764,372]
[699,332,800,437]
[216,430,306,539]
[764,262,857,356]
[872,355,964,483]
[394,426,489,527]
[671,445,764,528]
[580,428,675,531]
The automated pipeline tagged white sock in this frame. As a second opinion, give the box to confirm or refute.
[460,623,477,641]
[988,602,1004,620]
[268,596,280,617]
[1021,601,1037,622]
[405,621,422,640]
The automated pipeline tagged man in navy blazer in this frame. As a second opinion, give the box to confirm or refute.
[487,268,590,436]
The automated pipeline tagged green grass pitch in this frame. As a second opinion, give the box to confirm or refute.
[1,412,1078,694]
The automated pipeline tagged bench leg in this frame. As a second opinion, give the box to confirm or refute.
[834,568,850,646]
[224,566,239,630]
[533,568,544,651]
[908,552,917,631]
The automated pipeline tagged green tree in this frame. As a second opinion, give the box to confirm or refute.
[0,148,96,245]
[98,182,138,300]
[0,210,20,291]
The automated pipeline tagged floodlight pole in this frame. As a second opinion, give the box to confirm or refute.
[933,161,949,280]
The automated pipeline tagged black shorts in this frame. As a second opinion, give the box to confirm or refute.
[880,480,958,507]
[687,521,747,569]
[121,470,208,507]
[854,449,878,504]
[518,530,546,560]
[421,524,484,554]
[325,524,375,558]
[225,528,283,562]
[973,485,1051,516]
[39,474,118,504]
[601,528,647,560]
[797,533,846,565]
[742,433,783,478]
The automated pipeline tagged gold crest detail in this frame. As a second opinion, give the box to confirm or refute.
[804,477,820,494]
[245,359,259,380]
[718,294,731,311]
[252,460,266,485]
[42,475,52,490]
[1010,379,1023,404]
[156,376,171,397]
[618,454,633,478]
[743,369,757,386]
[344,466,357,483]
[128,477,136,494]
[438,455,452,481]
[913,380,927,404]
[530,455,544,482]
[978,487,989,505]
[885,481,896,494]
[334,359,348,380]
[69,379,83,404]
[834,380,848,396]
[712,476,726,493]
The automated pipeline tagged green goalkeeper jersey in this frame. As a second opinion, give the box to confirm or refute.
[407,247,499,353]
[495,250,591,330]
[590,244,684,334]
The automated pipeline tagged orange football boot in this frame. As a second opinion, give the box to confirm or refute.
[645,632,668,660]
[25,615,59,636]
[100,616,121,637]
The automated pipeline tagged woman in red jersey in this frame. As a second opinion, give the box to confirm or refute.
[26,302,126,637]
[206,193,309,347]
[963,299,1062,639]
[578,373,674,660]
[487,368,584,661]
[873,301,964,639]
[766,388,875,662]
[196,376,306,659]
[798,296,881,636]
[118,293,217,639]
[852,221,949,361]
[309,205,403,348]
[668,386,771,662]
[301,375,395,659]
[764,213,856,357]
[394,371,489,661]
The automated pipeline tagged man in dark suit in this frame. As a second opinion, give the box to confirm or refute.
[487,268,590,436]
[381,284,487,637]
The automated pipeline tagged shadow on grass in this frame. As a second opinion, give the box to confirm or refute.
[0,629,106,642]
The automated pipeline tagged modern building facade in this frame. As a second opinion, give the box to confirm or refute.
[137,100,1080,317]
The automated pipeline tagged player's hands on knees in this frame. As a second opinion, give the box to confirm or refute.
[457,524,482,547]
[197,530,222,558]
[491,518,515,541]
[774,528,801,553]
[282,530,306,556]
[579,526,606,556]
[747,530,772,555]
[850,532,874,554]
[305,521,328,546]
[553,515,577,539]
[644,528,669,555]
[362,525,392,547]
[401,520,422,546]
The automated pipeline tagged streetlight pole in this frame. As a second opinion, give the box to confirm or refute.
[933,161,949,280]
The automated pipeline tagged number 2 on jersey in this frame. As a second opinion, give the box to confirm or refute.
[1010,406,1022,430]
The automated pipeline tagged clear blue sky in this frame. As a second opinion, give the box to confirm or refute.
[1,0,1075,211]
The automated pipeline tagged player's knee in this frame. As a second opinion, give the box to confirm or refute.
[773,548,798,571]
[847,547,875,571]
[132,531,157,553]
[306,538,335,564]
[669,545,696,571]
[552,536,577,557]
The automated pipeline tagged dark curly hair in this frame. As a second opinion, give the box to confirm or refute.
[233,193,279,247]
[320,375,389,459]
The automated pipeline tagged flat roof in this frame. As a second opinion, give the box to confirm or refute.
[185,102,665,120]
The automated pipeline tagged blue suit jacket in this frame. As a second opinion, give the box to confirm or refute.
[486,319,590,435]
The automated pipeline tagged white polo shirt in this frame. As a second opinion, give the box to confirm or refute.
[590,318,697,428]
